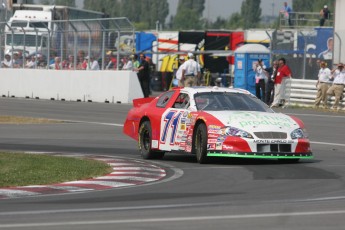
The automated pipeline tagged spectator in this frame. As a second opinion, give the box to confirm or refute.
[49,51,57,66]
[36,54,47,69]
[132,54,140,69]
[12,53,21,68]
[327,63,345,110]
[265,60,278,106]
[181,53,201,87]
[77,50,87,70]
[280,2,292,27]
[105,51,117,70]
[122,56,133,70]
[176,56,186,87]
[25,55,37,69]
[320,5,330,27]
[49,57,62,70]
[86,56,100,70]
[135,53,150,98]
[65,55,75,70]
[254,59,267,102]
[1,54,13,68]
[271,58,292,108]
[314,61,332,108]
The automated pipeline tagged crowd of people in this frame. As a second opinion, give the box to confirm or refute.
[253,57,345,110]
[253,57,292,108]
[0,49,143,71]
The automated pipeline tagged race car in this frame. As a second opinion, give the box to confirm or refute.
[123,86,313,164]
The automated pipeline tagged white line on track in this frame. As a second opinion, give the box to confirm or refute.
[1,210,345,228]
[310,141,345,147]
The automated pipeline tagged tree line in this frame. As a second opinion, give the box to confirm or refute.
[34,0,335,30]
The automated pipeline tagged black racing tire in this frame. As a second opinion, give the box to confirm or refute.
[139,121,165,159]
[194,123,208,164]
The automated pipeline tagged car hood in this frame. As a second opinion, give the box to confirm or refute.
[205,111,300,132]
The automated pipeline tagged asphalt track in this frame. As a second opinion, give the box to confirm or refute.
[1,97,345,230]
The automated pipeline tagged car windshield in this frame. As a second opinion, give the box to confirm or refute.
[194,92,272,112]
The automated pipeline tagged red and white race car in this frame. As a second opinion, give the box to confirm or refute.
[123,86,313,163]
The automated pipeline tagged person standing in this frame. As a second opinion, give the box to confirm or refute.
[280,2,293,27]
[136,53,150,98]
[254,59,266,102]
[314,61,332,108]
[320,5,330,27]
[176,56,186,87]
[271,58,292,108]
[132,54,140,69]
[327,63,345,110]
[265,60,278,106]
[181,53,201,87]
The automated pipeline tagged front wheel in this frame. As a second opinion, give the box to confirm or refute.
[194,123,208,164]
[139,121,165,159]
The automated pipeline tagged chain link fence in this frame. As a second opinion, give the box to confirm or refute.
[0,17,135,70]
[271,27,334,80]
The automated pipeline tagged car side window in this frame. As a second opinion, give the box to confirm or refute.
[173,93,190,109]
[156,91,175,108]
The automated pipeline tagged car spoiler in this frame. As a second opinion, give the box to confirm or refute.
[133,97,155,108]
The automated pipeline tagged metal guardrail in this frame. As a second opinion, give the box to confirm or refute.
[279,11,334,29]
[289,79,345,108]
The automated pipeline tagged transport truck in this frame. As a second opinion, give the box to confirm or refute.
[4,4,104,58]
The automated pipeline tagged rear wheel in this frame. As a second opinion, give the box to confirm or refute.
[139,121,165,159]
[194,123,208,164]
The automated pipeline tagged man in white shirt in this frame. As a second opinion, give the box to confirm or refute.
[122,56,133,70]
[86,56,100,70]
[176,56,186,87]
[1,54,13,68]
[181,53,201,87]
[314,61,332,108]
[327,63,345,110]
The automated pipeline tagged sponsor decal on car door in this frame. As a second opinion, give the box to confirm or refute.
[159,109,190,151]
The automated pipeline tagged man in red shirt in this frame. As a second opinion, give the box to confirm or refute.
[271,58,292,107]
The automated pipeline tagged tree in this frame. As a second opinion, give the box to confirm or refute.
[84,0,119,16]
[173,0,205,30]
[84,0,169,30]
[293,0,335,13]
[38,0,75,7]
[226,12,243,29]
[240,0,261,29]
[176,0,205,18]
[173,8,203,30]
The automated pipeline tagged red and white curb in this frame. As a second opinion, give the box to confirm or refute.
[0,156,166,199]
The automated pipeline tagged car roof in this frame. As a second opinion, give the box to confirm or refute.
[179,86,251,95]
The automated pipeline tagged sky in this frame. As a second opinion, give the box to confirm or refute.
[167,0,293,21]
[74,0,293,21]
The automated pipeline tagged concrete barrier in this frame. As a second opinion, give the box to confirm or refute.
[0,69,143,103]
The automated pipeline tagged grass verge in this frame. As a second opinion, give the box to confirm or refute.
[0,115,63,124]
[0,152,112,187]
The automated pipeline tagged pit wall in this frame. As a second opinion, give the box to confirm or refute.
[0,69,143,103]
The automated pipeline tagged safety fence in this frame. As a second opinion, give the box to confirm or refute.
[287,79,345,108]
[279,11,334,29]
[0,18,135,70]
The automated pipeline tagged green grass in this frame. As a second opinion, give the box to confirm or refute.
[0,152,112,187]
